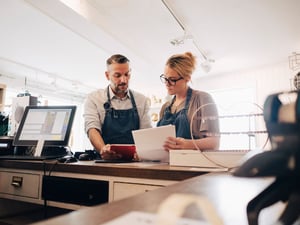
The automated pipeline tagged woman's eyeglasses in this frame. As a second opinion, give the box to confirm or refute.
[160,74,184,86]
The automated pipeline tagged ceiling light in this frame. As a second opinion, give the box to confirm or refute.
[169,34,193,46]
[201,60,212,73]
[170,38,184,46]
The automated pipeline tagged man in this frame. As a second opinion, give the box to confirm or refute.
[84,54,152,159]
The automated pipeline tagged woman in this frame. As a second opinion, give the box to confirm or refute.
[157,52,220,151]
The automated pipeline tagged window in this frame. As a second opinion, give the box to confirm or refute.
[210,87,268,151]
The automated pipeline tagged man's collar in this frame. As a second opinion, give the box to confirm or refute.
[108,86,130,100]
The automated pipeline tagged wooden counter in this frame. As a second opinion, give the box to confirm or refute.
[29,173,283,225]
[0,159,221,208]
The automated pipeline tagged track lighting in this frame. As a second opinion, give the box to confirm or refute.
[163,0,214,73]
[169,34,193,46]
[169,34,214,73]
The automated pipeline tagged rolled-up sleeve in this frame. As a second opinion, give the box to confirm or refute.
[83,90,106,135]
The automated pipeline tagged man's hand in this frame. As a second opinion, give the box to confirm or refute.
[100,144,122,160]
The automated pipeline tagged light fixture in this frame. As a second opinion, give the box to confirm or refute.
[293,72,300,90]
[192,39,215,73]
[170,34,193,46]
[200,60,212,73]
[170,37,184,46]
[289,52,300,71]
[169,34,214,73]
[288,52,300,90]
[162,0,214,73]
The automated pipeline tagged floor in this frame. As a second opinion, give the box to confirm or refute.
[0,199,72,225]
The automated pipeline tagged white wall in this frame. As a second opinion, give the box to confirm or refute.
[193,60,295,150]
[194,60,293,107]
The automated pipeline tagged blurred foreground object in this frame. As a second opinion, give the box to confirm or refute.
[234,91,300,225]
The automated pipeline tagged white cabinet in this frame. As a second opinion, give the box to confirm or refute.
[113,181,163,201]
[0,166,178,208]
[0,171,40,199]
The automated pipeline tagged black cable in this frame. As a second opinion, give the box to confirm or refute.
[42,160,58,218]
[42,161,48,218]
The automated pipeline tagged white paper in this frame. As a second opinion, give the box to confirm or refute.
[132,125,176,162]
[101,211,208,225]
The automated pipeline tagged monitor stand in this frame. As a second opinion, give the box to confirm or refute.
[34,139,45,157]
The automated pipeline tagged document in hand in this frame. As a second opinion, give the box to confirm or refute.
[132,125,176,162]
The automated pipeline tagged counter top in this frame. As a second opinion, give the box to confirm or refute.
[0,159,221,181]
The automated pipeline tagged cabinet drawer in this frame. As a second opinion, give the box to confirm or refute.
[0,171,40,199]
[113,182,163,201]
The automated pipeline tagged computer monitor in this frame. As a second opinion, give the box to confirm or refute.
[13,105,76,156]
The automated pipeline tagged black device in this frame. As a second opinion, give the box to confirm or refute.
[234,91,300,225]
[57,155,78,163]
[78,153,92,161]
[42,175,109,206]
[0,113,9,136]
[75,150,100,161]
[0,136,14,155]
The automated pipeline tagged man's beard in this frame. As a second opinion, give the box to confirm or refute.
[112,82,128,94]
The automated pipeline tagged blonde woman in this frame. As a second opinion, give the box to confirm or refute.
[157,52,220,151]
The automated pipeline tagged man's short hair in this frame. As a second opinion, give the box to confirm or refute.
[106,54,130,66]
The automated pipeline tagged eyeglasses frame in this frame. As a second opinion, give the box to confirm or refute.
[160,74,184,86]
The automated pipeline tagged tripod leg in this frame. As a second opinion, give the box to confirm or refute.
[278,192,300,225]
[247,179,289,225]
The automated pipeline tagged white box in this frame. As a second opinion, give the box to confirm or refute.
[169,149,249,168]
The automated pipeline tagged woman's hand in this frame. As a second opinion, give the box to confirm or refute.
[163,137,186,151]
[100,144,122,160]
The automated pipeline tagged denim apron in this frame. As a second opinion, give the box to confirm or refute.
[157,87,193,139]
[101,87,140,144]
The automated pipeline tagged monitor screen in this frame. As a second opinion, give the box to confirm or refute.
[13,105,76,147]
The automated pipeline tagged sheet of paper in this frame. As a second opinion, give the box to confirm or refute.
[101,211,209,225]
[132,125,176,162]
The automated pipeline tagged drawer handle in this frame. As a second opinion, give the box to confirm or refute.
[11,176,23,188]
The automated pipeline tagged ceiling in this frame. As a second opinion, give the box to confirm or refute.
[0,0,300,101]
